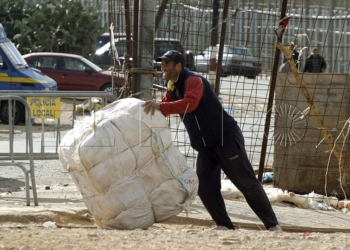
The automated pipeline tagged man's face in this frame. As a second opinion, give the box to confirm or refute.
[161,60,179,81]
[312,50,318,56]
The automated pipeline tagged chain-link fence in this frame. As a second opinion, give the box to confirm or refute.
[23,0,350,198]
[98,0,350,198]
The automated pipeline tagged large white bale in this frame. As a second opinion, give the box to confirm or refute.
[59,98,198,229]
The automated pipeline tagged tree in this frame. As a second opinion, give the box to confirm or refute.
[0,0,105,59]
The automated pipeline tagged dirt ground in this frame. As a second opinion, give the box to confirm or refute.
[1,98,350,249]
[1,223,349,250]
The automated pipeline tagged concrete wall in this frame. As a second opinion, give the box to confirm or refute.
[274,73,350,198]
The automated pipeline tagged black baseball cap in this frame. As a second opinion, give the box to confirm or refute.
[156,50,184,65]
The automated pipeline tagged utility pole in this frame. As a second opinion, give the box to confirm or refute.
[137,0,156,100]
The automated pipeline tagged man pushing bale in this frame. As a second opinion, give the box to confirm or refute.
[142,50,282,232]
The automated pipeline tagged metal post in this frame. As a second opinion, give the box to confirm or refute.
[137,0,155,100]
[132,0,139,95]
[208,0,220,90]
[41,119,45,154]
[253,0,258,9]
[329,1,335,73]
[257,0,288,183]
[124,0,132,55]
[9,100,14,162]
[303,0,309,36]
[214,0,230,96]
[155,0,169,31]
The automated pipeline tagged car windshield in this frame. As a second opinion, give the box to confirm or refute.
[95,40,129,57]
[224,47,253,56]
[95,42,111,56]
[80,56,103,72]
[0,41,28,69]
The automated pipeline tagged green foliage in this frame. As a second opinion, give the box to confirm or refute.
[0,0,105,59]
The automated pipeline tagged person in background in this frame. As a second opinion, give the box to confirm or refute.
[290,42,299,70]
[303,48,327,73]
[279,57,292,73]
[142,50,282,232]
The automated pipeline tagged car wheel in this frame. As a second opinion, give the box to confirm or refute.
[0,101,25,125]
[100,83,112,92]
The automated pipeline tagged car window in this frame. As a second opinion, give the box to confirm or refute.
[62,58,86,71]
[115,40,128,56]
[0,54,8,69]
[243,49,253,56]
[28,56,57,70]
[236,49,243,55]
[155,41,184,58]
[96,36,110,50]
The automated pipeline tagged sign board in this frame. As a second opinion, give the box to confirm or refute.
[27,97,61,119]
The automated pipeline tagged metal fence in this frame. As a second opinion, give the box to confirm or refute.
[0,91,112,161]
[61,0,349,75]
[23,1,350,74]
[17,0,350,198]
[97,0,350,198]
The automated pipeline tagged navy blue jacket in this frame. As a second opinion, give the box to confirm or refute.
[169,68,238,152]
[303,55,327,73]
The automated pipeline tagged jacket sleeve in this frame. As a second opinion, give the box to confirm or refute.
[159,76,204,117]
[161,89,172,103]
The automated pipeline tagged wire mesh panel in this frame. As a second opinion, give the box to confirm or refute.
[88,0,350,197]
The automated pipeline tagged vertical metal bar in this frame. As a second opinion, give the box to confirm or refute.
[26,108,29,154]
[214,0,230,96]
[208,0,220,90]
[26,103,38,206]
[155,0,169,31]
[124,0,132,54]
[41,119,45,154]
[56,118,61,154]
[9,100,14,162]
[132,0,139,95]
[257,0,288,183]
[24,167,30,206]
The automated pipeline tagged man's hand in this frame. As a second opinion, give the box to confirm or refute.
[142,100,161,116]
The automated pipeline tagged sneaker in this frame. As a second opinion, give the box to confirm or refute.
[210,225,232,231]
[269,224,283,232]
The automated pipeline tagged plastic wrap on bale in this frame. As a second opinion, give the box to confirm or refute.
[58,98,198,229]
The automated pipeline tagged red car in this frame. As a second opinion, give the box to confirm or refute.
[23,52,124,92]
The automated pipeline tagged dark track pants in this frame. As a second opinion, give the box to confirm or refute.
[196,129,278,230]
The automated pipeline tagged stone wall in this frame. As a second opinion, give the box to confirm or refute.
[274,73,350,198]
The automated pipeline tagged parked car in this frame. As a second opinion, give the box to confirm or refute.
[23,52,124,92]
[96,32,127,50]
[0,24,57,124]
[93,37,194,70]
[193,45,262,79]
